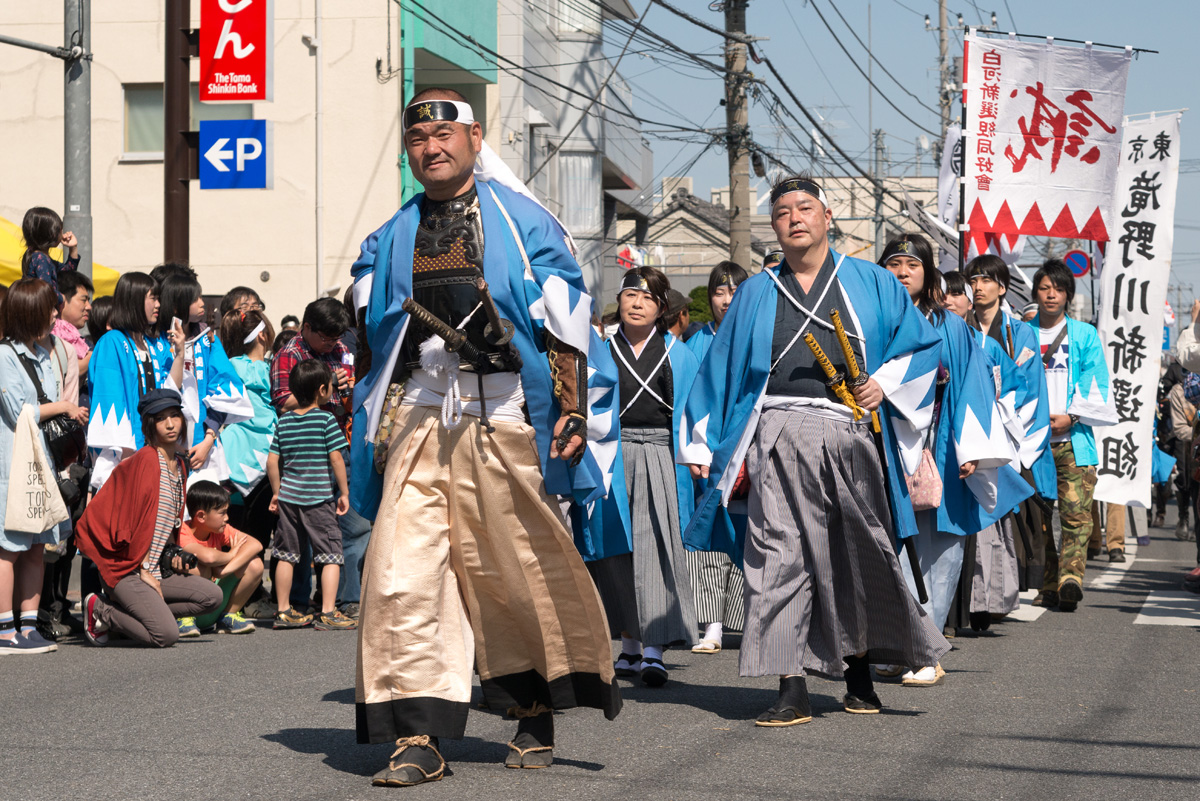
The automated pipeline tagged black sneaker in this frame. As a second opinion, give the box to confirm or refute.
[1108,548,1126,563]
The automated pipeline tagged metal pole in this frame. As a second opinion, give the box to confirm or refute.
[724,0,751,268]
[63,0,91,279]
[314,0,324,297]
[873,129,884,256]
[938,0,950,143]
[400,1,415,203]
[164,0,191,264]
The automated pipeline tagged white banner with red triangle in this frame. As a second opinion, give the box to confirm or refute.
[962,33,1131,244]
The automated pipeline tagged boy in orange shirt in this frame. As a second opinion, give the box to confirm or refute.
[178,481,265,635]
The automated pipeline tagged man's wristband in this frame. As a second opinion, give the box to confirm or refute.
[1069,414,1080,428]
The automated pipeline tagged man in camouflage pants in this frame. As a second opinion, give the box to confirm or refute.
[1043,442,1098,601]
[1030,260,1115,613]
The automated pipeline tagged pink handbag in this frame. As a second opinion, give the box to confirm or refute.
[906,447,943,511]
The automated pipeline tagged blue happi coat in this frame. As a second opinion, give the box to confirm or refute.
[221,356,277,495]
[685,322,717,363]
[88,330,173,454]
[928,313,1033,536]
[989,311,1057,501]
[579,332,699,561]
[1026,316,1116,468]
[349,180,621,522]
[151,331,252,449]
[677,250,943,563]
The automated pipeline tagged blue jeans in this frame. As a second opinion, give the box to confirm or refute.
[337,506,372,605]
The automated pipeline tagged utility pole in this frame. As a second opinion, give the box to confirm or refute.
[63,0,92,279]
[0,7,93,278]
[938,0,951,144]
[873,129,885,255]
[724,0,752,269]
[164,0,195,264]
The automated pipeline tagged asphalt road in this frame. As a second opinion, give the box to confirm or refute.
[5,508,1199,801]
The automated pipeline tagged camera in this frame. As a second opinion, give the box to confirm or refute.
[159,543,198,577]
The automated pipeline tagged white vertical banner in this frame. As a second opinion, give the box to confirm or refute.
[937,126,962,273]
[1094,113,1182,506]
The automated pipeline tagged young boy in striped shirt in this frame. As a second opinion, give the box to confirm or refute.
[267,360,356,631]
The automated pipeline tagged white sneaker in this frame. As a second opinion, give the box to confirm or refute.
[874,664,906,678]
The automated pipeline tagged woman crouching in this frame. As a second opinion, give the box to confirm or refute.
[75,388,223,646]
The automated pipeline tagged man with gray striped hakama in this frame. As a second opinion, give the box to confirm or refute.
[679,175,950,727]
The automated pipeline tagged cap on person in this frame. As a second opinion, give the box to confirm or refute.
[665,289,690,317]
[137,388,183,418]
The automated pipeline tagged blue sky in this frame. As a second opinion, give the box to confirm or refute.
[616,0,1199,297]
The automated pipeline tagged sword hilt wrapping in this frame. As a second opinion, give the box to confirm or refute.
[803,333,865,421]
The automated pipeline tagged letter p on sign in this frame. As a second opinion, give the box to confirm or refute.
[199,119,273,190]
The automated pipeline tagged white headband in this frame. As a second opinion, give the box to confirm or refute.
[402,99,476,132]
[243,320,266,344]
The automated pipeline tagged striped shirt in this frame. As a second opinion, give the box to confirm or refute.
[148,451,185,579]
[269,409,346,506]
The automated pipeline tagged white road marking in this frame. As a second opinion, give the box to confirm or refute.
[1007,590,1048,622]
[1133,591,1200,627]
[1087,540,1139,590]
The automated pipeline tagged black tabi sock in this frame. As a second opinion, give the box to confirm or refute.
[843,654,875,699]
[513,711,554,749]
[777,675,809,710]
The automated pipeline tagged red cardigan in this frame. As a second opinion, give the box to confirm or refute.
[76,447,188,588]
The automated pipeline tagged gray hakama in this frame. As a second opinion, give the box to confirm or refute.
[687,550,746,630]
[971,516,1021,614]
[739,408,950,678]
[589,428,698,648]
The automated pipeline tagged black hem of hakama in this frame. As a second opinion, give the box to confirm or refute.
[355,697,471,743]
[481,668,623,721]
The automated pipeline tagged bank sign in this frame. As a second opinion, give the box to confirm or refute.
[200,0,274,102]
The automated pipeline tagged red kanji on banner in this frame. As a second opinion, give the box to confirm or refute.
[1004,83,1118,173]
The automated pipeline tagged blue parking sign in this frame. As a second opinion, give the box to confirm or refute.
[199,119,272,190]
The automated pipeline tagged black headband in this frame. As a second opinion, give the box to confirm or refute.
[879,238,927,268]
[769,178,827,208]
[403,100,475,130]
[619,271,666,306]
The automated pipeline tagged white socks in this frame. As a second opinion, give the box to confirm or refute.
[643,645,664,664]
[621,637,642,656]
[703,622,723,642]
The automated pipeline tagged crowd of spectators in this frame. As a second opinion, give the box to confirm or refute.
[1,205,364,654]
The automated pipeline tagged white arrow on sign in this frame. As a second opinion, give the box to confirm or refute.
[205,137,233,173]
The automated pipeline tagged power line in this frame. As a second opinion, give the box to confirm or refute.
[399,0,712,138]
[803,0,939,136]
[819,0,942,116]
[527,0,651,182]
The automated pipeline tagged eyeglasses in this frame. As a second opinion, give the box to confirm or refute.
[237,301,265,312]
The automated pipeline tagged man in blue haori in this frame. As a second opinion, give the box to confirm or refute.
[679,175,950,727]
[349,89,621,787]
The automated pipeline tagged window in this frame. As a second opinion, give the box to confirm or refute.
[122,83,254,158]
[559,152,601,235]
[558,0,600,34]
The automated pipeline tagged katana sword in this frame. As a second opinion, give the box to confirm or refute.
[803,333,866,421]
[472,275,516,346]
[830,310,881,434]
[401,297,489,369]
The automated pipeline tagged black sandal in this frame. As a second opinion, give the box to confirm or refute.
[505,703,554,769]
[371,736,446,787]
[755,676,812,727]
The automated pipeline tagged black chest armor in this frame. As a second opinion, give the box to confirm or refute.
[399,187,521,375]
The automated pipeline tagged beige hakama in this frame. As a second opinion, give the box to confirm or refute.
[355,406,621,743]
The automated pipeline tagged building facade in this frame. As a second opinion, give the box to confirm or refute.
[494,0,653,301]
[0,1,498,321]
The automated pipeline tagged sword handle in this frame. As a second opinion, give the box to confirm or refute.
[804,334,865,421]
[401,297,488,367]
[830,310,860,381]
